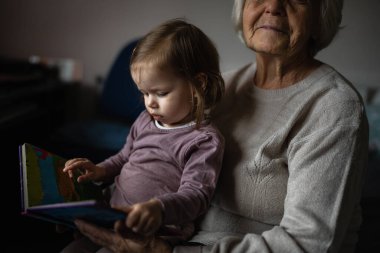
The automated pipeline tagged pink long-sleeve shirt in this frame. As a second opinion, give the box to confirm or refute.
[98,110,224,225]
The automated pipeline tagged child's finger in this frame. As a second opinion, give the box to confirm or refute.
[126,209,140,229]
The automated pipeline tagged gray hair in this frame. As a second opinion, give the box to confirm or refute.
[232,0,344,56]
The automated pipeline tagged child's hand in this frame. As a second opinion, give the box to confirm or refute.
[63,158,105,183]
[125,199,164,236]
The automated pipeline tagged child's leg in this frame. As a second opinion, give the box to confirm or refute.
[160,222,195,246]
[60,236,101,253]
[96,247,114,253]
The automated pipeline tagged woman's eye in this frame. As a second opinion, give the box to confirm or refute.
[290,0,309,4]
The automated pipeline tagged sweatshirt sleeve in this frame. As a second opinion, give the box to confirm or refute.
[158,131,225,225]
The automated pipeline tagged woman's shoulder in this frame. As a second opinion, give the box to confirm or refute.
[312,64,364,106]
[222,62,255,88]
[297,64,367,131]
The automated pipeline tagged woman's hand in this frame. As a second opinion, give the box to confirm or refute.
[63,158,105,183]
[74,219,172,253]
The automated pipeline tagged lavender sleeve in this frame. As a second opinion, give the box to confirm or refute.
[158,132,225,225]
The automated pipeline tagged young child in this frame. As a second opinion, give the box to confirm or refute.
[61,18,225,250]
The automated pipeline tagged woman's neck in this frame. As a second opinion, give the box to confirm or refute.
[254,53,321,89]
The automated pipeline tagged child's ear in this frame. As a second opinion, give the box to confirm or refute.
[195,73,207,91]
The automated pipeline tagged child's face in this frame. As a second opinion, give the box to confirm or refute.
[132,65,194,127]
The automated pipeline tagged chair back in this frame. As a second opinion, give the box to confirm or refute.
[100,38,144,122]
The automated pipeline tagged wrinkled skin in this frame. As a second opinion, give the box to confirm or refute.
[74,213,172,253]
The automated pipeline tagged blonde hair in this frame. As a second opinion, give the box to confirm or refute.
[232,0,344,56]
[130,18,225,128]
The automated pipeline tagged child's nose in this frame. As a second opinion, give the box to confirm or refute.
[146,96,158,108]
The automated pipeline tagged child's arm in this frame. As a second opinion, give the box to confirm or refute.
[158,130,225,225]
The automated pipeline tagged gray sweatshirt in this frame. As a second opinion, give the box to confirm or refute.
[175,63,368,253]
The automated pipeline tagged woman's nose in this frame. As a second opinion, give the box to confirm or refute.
[264,0,286,16]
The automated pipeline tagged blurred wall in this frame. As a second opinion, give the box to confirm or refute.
[0,0,379,88]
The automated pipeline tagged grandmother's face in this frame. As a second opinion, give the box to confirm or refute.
[242,0,317,58]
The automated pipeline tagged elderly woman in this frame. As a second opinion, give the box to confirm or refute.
[73,0,368,252]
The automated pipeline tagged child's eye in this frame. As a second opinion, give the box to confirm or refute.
[157,92,169,97]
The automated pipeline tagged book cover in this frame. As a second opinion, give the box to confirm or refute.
[19,143,126,228]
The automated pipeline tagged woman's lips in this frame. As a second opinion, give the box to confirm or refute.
[255,25,289,34]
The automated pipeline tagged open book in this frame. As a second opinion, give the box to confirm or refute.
[19,143,126,229]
